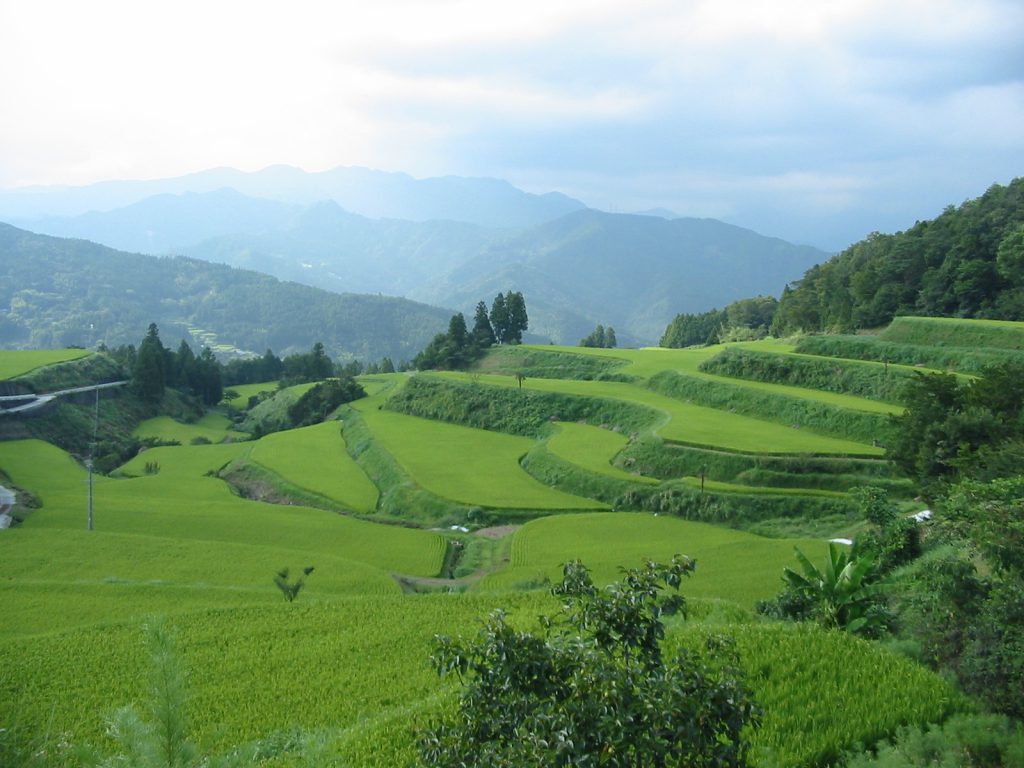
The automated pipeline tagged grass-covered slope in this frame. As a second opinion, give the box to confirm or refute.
[0,348,91,381]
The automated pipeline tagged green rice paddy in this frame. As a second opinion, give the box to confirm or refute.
[477,512,830,606]
[133,412,245,444]
[356,407,604,510]
[546,421,659,484]
[0,348,91,380]
[221,380,278,408]
[249,421,379,513]
[437,371,883,455]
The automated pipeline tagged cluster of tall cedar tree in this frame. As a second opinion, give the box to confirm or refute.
[414,292,528,370]
[125,323,223,405]
[578,324,617,348]
[114,325,364,408]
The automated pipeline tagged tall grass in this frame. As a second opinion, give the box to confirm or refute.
[880,315,1024,350]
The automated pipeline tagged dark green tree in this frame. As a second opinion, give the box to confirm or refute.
[417,556,758,767]
[172,339,197,392]
[195,347,223,406]
[133,323,167,403]
[579,324,606,347]
[448,312,468,351]
[580,324,618,348]
[661,308,727,348]
[471,301,496,347]
[504,291,528,344]
[490,292,509,344]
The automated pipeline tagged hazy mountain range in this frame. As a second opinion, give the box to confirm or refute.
[1,166,829,346]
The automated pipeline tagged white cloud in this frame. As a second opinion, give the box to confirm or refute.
[0,0,1020,247]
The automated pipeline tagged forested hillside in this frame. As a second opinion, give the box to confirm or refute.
[0,224,451,362]
[772,178,1024,333]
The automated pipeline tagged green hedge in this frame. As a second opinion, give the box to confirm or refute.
[794,334,1024,374]
[385,375,660,437]
[619,436,901,484]
[647,370,890,445]
[523,442,855,525]
[699,347,913,402]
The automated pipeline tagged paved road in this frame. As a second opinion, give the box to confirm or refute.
[0,380,129,415]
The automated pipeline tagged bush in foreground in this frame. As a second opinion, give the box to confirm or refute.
[417,556,759,767]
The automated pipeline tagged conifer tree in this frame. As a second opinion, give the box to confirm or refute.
[133,323,167,403]
[472,301,496,347]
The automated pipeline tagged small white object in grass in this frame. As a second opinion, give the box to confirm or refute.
[829,538,854,546]
[449,524,470,532]
[911,510,932,522]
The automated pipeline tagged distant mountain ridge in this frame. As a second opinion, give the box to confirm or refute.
[0,223,452,362]
[0,164,586,228]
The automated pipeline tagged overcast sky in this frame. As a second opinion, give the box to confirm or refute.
[1,0,1021,249]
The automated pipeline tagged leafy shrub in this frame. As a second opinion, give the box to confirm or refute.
[759,543,892,637]
[843,713,1024,768]
[417,557,759,767]
[287,376,365,428]
[274,566,315,602]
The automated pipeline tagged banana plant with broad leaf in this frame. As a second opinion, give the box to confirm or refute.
[783,542,890,636]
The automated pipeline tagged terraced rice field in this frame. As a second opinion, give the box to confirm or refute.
[546,421,659,484]
[221,380,278,408]
[0,348,92,380]
[437,371,883,455]
[133,412,245,444]
[356,406,605,510]
[249,421,379,513]
[0,440,446,585]
[477,512,830,606]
